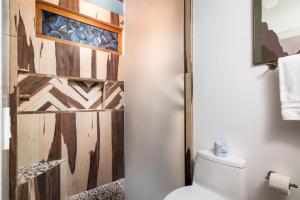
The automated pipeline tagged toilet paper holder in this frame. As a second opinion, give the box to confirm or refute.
[266,171,298,189]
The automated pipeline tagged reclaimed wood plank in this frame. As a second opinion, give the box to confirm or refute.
[111,111,124,181]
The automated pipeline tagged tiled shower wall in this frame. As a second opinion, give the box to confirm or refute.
[9,0,125,199]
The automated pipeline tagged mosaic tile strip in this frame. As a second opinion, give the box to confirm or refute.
[18,160,65,185]
[65,178,125,200]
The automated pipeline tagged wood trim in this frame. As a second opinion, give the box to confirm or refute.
[18,72,125,84]
[9,87,18,200]
[184,0,193,186]
[18,109,124,115]
[37,34,121,55]
[36,3,43,36]
[184,0,192,74]
[36,0,123,55]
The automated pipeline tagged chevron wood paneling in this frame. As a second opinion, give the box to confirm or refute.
[18,75,104,112]
[104,82,124,109]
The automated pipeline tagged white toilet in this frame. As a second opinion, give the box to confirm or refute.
[164,149,247,200]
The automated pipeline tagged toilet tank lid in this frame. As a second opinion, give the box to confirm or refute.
[198,150,246,169]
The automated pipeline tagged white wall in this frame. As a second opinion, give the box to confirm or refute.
[124,0,185,199]
[193,1,300,200]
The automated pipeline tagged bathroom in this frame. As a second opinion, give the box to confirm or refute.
[1,0,300,199]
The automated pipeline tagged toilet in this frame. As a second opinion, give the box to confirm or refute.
[164,149,247,200]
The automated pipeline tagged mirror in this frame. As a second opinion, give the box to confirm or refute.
[254,0,300,64]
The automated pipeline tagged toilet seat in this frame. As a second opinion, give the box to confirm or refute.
[164,184,226,200]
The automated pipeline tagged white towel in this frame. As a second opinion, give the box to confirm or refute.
[279,54,300,120]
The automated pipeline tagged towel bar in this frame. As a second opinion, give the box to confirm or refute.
[266,62,278,70]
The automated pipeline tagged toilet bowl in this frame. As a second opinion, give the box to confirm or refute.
[165,185,225,200]
[164,149,247,200]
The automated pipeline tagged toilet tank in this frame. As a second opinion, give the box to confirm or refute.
[193,150,247,200]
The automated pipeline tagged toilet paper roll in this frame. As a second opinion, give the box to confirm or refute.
[268,173,291,195]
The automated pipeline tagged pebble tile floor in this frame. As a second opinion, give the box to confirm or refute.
[65,179,125,200]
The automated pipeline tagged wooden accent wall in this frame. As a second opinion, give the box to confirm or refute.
[9,0,125,199]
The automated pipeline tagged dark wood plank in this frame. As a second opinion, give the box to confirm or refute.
[106,13,121,80]
[61,113,77,174]
[58,0,79,12]
[36,173,46,200]
[55,43,80,77]
[105,83,121,98]
[106,55,119,81]
[45,166,60,200]
[9,87,18,200]
[16,183,29,200]
[17,12,35,72]
[37,101,54,112]
[55,0,80,77]
[47,114,62,161]
[106,94,122,109]
[185,149,192,185]
[111,111,124,180]
[19,76,51,97]
[91,50,97,79]
[87,113,101,190]
[111,13,120,26]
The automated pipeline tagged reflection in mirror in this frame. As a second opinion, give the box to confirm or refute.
[254,0,300,64]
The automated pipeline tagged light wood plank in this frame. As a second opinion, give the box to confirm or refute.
[79,1,112,24]
[39,114,57,161]
[18,0,41,73]
[17,114,40,167]
[96,51,108,80]
[9,36,18,92]
[118,56,124,81]
[185,73,193,113]
[9,0,17,36]
[64,112,97,196]
[98,111,112,185]
[43,0,59,5]
[80,48,92,78]
[39,40,57,75]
